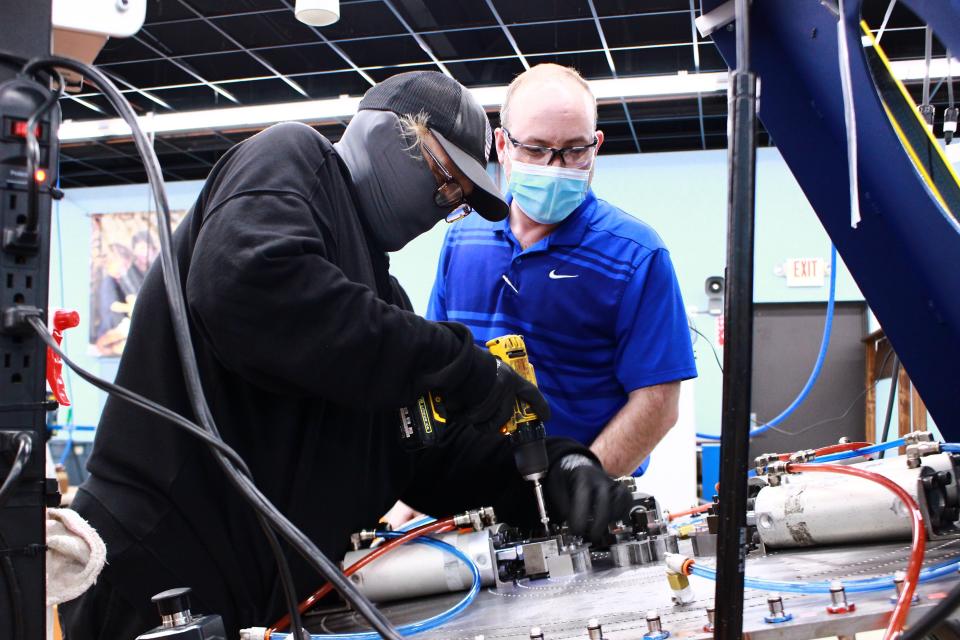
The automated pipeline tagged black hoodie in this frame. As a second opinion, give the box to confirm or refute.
[70,122,587,637]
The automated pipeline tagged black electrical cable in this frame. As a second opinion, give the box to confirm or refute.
[0,438,29,640]
[27,320,314,639]
[0,530,24,640]
[24,68,64,232]
[949,50,955,109]
[32,319,312,640]
[0,433,31,510]
[689,324,723,373]
[688,320,896,440]
[922,26,933,109]
[763,346,897,438]
[28,318,249,472]
[20,58,320,640]
[21,58,311,640]
[0,51,28,69]
[21,56,400,640]
[878,356,900,459]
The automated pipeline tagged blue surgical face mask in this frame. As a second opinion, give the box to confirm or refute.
[508,160,591,225]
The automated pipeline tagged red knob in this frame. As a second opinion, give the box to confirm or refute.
[53,309,80,331]
[47,309,80,407]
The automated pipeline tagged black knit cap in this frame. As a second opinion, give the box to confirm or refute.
[358,71,508,221]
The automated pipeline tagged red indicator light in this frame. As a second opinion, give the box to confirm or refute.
[35,169,47,183]
[9,119,43,139]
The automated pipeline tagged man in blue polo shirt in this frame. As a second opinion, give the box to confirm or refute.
[427,64,697,477]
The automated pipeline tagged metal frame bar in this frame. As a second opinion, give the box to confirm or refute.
[102,68,173,111]
[154,137,214,169]
[277,0,376,87]
[102,11,693,70]
[380,0,453,77]
[90,140,189,181]
[142,0,381,27]
[66,95,106,115]
[59,0,931,187]
[175,0,308,97]
[689,0,707,150]
[714,0,756,636]
[483,0,530,70]
[64,41,706,102]
[586,0,642,153]
[133,31,240,104]
[60,152,137,183]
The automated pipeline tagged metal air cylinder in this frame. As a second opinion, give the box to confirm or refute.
[342,529,496,602]
[754,453,957,548]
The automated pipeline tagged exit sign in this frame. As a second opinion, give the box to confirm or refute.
[784,257,827,287]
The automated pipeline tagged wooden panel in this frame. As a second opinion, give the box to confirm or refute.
[864,342,877,442]
[912,383,928,431]
[898,366,912,453]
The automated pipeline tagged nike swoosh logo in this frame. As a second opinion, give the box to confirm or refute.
[548,269,578,279]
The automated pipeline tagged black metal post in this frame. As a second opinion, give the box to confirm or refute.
[713,0,757,637]
[0,3,54,640]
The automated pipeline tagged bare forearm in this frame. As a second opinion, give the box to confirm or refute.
[590,382,680,477]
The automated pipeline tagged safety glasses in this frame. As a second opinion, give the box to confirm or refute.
[421,142,473,223]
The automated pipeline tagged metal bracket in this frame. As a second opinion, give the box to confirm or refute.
[696,0,736,38]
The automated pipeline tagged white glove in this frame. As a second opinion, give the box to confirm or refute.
[46,508,106,606]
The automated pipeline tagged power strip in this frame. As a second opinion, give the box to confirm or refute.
[0,73,60,640]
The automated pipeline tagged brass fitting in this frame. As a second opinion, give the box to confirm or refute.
[453,506,497,530]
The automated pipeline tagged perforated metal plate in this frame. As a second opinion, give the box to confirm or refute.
[307,538,960,639]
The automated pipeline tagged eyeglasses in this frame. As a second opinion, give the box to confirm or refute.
[502,127,599,167]
[421,142,473,223]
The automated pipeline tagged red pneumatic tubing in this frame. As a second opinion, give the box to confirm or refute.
[775,441,874,461]
[667,503,713,521]
[789,463,924,640]
[266,518,456,638]
[812,441,874,457]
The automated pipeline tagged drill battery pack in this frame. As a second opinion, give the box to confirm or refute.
[398,390,447,451]
[398,334,545,455]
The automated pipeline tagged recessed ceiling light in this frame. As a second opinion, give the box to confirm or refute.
[294,0,340,27]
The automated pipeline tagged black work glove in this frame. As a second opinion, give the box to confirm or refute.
[547,453,632,543]
[446,355,551,433]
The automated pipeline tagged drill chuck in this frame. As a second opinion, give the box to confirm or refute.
[513,435,548,480]
[513,431,550,532]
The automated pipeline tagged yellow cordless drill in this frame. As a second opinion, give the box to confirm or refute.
[399,334,551,530]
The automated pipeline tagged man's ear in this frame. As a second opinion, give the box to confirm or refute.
[494,127,508,164]
[595,129,605,154]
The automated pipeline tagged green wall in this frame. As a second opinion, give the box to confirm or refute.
[390,148,864,438]
[53,146,960,442]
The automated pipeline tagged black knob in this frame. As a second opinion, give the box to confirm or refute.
[151,587,192,618]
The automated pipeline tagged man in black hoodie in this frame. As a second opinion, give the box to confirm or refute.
[61,71,630,640]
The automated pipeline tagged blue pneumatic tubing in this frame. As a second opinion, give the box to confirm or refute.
[815,438,908,462]
[398,516,436,532]
[697,244,838,441]
[745,437,912,478]
[689,558,960,594]
[275,533,481,639]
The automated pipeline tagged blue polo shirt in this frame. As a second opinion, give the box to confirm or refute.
[427,190,697,473]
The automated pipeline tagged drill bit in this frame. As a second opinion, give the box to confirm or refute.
[531,477,550,532]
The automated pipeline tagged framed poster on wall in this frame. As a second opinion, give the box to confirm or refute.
[89,211,186,356]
